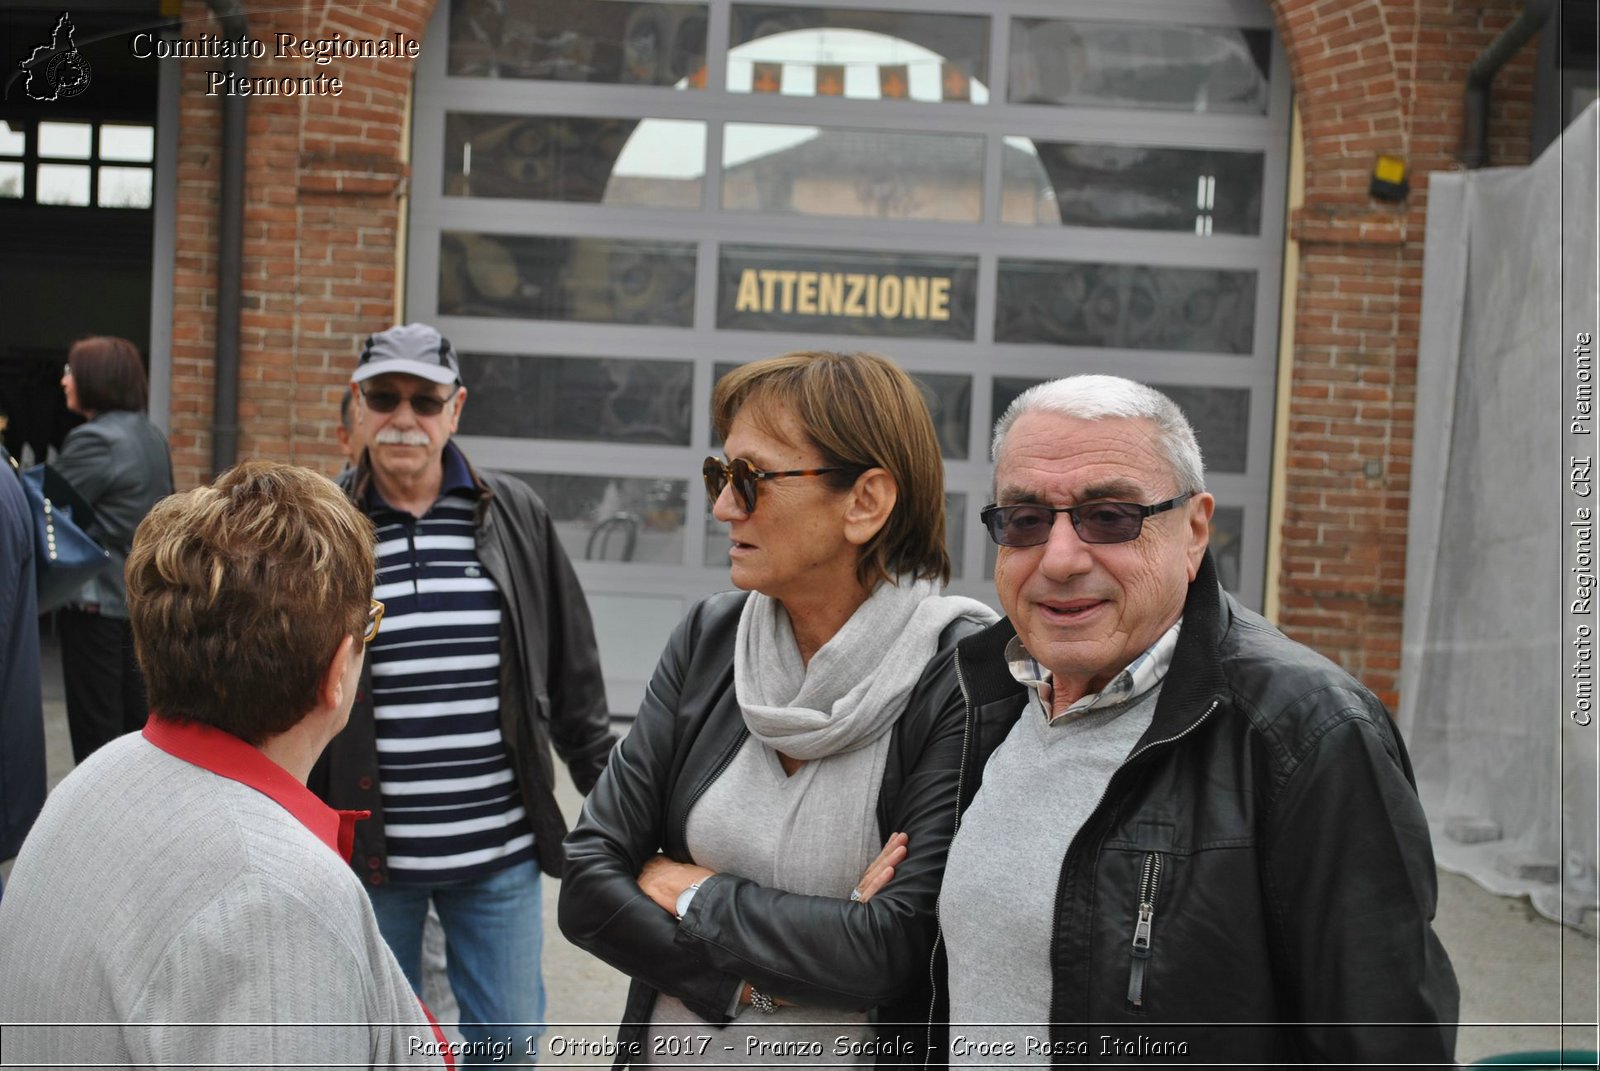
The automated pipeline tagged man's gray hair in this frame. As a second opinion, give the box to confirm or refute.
[991,375,1206,493]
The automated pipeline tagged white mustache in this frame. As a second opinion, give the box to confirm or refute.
[373,429,431,446]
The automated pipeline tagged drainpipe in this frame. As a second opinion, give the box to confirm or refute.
[206,0,247,474]
[1460,0,1556,168]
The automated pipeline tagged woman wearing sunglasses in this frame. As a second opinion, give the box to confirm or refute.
[560,351,997,1065]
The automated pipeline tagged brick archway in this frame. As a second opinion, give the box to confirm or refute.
[1262,0,1534,706]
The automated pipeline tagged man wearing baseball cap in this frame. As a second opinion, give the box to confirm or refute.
[311,323,616,1065]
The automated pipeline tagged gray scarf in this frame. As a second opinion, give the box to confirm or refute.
[734,577,998,894]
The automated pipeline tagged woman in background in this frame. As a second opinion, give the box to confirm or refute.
[560,350,996,1065]
[55,336,172,762]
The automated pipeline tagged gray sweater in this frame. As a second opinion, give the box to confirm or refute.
[940,686,1159,1064]
[647,737,874,1063]
[0,732,443,1068]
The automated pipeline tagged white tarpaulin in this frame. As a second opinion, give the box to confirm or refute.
[1401,102,1599,928]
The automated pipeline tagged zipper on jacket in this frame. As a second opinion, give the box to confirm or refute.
[677,726,746,850]
[1114,699,1222,1012]
[1047,696,1220,1026]
[924,650,978,1068]
[1126,851,1163,1008]
[1123,697,1221,769]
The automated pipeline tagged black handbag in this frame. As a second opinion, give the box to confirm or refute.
[9,455,112,614]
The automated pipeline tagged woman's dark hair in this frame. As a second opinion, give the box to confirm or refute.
[67,336,148,413]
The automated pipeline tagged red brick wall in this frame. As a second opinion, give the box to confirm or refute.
[164,0,1541,707]
[167,0,430,490]
[1271,0,1537,707]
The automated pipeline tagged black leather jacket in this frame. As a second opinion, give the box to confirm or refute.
[310,448,616,883]
[52,410,172,617]
[942,553,1459,1067]
[558,590,983,1067]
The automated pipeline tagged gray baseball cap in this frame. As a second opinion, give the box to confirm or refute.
[352,323,460,386]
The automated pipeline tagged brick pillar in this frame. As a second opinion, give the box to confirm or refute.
[1270,0,1537,708]
[166,0,434,489]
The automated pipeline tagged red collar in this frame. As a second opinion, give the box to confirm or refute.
[142,715,369,861]
[141,716,449,1066]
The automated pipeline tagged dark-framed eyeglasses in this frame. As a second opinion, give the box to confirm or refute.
[364,599,385,645]
[360,387,451,417]
[702,456,860,514]
[981,493,1195,547]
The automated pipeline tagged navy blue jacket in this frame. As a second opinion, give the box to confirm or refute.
[1,456,45,861]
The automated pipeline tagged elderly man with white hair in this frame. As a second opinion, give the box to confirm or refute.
[938,375,1458,1067]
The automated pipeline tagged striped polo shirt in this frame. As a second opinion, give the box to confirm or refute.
[364,443,535,884]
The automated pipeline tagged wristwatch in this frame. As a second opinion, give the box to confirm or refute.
[748,986,777,1014]
[674,881,702,920]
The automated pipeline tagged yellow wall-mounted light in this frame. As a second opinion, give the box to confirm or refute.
[1370,154,1410,202]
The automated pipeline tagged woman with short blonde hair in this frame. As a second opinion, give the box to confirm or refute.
[127,460,376,743]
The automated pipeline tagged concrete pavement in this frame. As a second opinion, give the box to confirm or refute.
[9,625,1598,1066]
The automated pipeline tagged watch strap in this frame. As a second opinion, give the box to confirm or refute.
[674,880,702,920]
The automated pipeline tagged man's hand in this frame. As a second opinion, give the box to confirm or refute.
[850,831,909,904]
[637,855,715,915]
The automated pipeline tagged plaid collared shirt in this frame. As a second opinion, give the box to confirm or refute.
[1004,619,1184,725]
